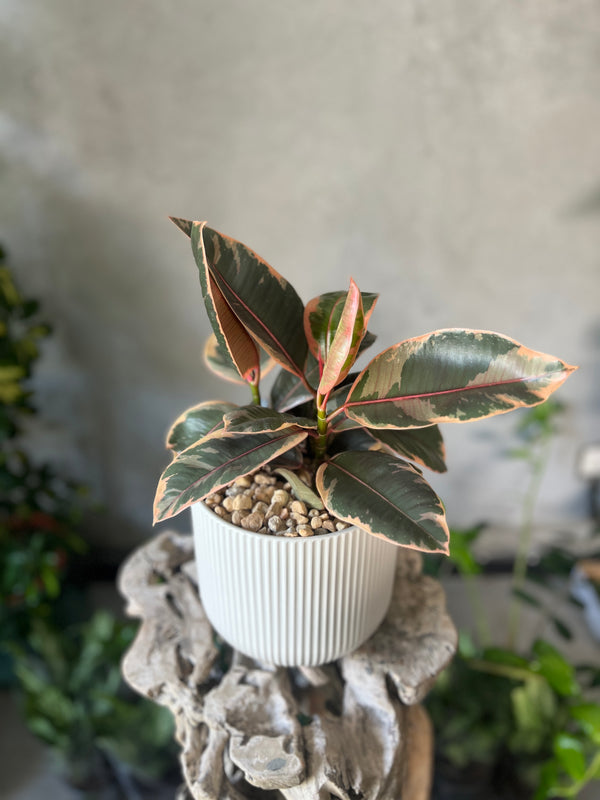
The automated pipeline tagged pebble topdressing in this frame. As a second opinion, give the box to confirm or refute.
[203,467,349,537]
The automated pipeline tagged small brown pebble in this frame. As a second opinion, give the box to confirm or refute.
[231,509,249,526]
[298,526,313,537]
[335,522,348,531]
[265,501,283,519]
[322,520,335,532]
[320,511,330,519]
[254,472,275,485]
[308,508,320,517]
[291,500,308,516]
[268,515,286,533]
[213,505,227,517]
[280,507,290,520]
[252,501,269,515]
[258,526,269,535]
[234,476,252,487]
[253,490,272,504]
[205,493,222,506]
[284,530,297,537]
[232,494,253,511]
[225,485,244,497]
[222,496,234,512]
[241,512,264,531]
[272,489,290,505]
[283,482,291,490]
[310,516,322,530]
[292,513,309,525]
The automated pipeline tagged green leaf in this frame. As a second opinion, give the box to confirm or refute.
[570,703,600,744]
[154,429,308,522]
[533,762,559,800]
[274,468,324,510]
[193,222,308,379]
[167,400,237,453]
[532,639,578,697]
[448,527,483,575]
[344,329,576,429]
[203,333,275,385]
[328,427,378,456]
[553,733,586,780]
[270,353,319,412]
[222,405,317,435]
[481,647,531,670]
[368,425,447,473]
[318,279,366,397]
[510,678,557,754]
[304,289,378,362]
[316,450,449,553]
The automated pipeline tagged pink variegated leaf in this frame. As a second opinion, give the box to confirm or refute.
[316,450,449,553]
[318,279,366,398]
[304,289,378,362]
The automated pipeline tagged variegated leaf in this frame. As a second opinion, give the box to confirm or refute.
[169,216,193,237]
[166,400,237,453]
[304,290,378,362]
[344,329,576,429]
[369,426,447,473]
[328,428,378,455]
[223,405,317,435]
[316,450,449,553]
[318,279,365,398]
[270,353,319,412]
[204,333,275,385]
[193,223,308,379]
[154,429,308,522]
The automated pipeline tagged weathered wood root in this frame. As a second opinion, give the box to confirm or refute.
[118,531,456,799]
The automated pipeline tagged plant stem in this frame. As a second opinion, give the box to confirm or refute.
[250,383,261,406]
[314,404,328,462]
[507,433,552,650]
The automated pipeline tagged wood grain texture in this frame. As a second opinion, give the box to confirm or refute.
[118,531,457,799]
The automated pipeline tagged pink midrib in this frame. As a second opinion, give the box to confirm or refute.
[344,373,554,408]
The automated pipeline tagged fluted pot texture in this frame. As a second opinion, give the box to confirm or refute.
[191,501,397,667]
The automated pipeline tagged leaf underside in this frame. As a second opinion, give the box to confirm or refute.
[204,333,275,385]
[197,224,308,378]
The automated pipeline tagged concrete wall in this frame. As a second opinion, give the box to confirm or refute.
[2,1,599,547]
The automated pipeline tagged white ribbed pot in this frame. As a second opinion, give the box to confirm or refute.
[191,501,398,667]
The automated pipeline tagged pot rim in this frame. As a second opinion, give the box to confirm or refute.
[192,500,365,545]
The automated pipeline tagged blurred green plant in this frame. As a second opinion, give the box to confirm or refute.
[426,403,600,799]
[0,250,178,794]
[15,611,177,793]
[0,246,87,657]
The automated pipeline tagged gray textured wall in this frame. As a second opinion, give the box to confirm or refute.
[2,1,599,547]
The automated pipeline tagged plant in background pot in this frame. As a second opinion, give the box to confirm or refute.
[153,218,575,667]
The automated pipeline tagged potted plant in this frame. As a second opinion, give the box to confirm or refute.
[153,219,575,667]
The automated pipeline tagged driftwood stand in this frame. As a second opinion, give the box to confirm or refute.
[119,531,456,800]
